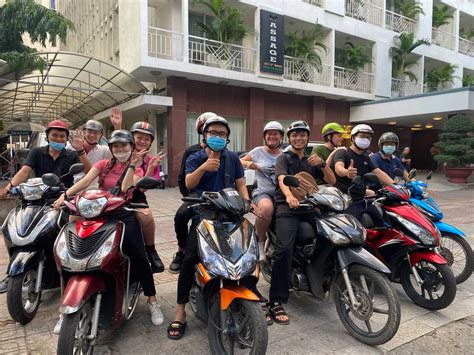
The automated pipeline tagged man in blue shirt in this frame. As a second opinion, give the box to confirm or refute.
[167,116,249,340]
[370,132,408,181]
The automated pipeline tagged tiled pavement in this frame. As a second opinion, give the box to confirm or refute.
[0,173,473,354]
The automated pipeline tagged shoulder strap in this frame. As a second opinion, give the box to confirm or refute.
[224,152,232,188]
[111,163,130,195]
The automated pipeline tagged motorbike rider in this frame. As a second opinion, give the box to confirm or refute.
[171,112,216,273]
[370,132,409,181]
[167,115,250,340]
[52,130,164,327]
[0,120,92,293]
[331,124,394,225]
[240,121,284,260]
[268,120,336,325]
[312,122,346,161]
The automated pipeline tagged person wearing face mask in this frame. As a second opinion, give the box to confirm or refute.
[331,124,394,224]
[370,132,409,181]
[0,119,92,293]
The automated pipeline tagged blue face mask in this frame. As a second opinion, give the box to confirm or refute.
[49,141,66,151]
[207,136,227,152]
[382,145,396,155]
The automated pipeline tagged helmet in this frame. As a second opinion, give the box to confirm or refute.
[351,124,374,137]
[287,120,310,137]
[202,116,231,136]
[108,130,134,145]
[263,121,284,135]
[45,119,70,137]
[196,112,217,134]
[378,132,399,150]
[130,121,155,141]
[84,119,103,133]
[322,122,345,138]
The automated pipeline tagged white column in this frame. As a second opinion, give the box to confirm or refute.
[453,8,460,52]
[418,0,433,40]
[373,40,392,98]
[181,0,189,63]
[452,65,463,88]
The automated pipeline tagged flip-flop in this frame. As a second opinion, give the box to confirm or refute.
[269,303,290,325]
[167,321,187,340]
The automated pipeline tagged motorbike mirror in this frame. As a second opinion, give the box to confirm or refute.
[283,175,300,188]
[42,173,61,187]
[68,163,85,176]
[393,168,405,178]
[363,173,379,184]
[408,169,417,179]
[136,176,161,190]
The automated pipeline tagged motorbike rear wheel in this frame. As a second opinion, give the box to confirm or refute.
[208,298,268,355]
[57,302,94,355]
[439,232,473,284]
[7,269,41,324]
[334,265,400,346]
[400,260,456,310]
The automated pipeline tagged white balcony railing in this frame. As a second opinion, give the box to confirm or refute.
[302,0,324,8]
[459,37,474,57]
[148,27,184,60]
[432,28,457,50]
[385,10,417,34]
[334,66,374,93]
[391,78,422,97]
[345,0,383,27]
[284,56,332,86]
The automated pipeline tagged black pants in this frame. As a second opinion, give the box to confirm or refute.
[174,202,197,250]
[346,199,385,227]
[177,218,199,304]
[269,206,317,304]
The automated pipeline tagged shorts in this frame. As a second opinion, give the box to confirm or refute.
[252,193,274,205]
[131,189,148,205]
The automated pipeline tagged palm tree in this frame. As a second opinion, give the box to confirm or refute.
[432,5,453,29]
[393,0,424,19]
[335,42,373,71]
[424,64,458,92]
[390,32,430,82]
[462,74,474,87]
[285,24,327,73]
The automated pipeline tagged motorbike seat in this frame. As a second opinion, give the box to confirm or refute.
[296,222,315,245]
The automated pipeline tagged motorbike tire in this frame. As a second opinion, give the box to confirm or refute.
[439,232,473,284]
[57,302,94,355]
[208,299,268,355]
[400,260,456,310]
[7,269,41,325]
[334,265,400,346]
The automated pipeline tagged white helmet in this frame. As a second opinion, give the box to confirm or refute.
[263,121,284,135]
[351,124,374,137]
[195,112,217,134]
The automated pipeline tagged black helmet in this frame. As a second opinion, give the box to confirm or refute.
[108,130,134,146]
[130,121,155,141]
[202,116,231,136]
[378,132,399,150]
[84,119,103,133]
[287,120,310,137]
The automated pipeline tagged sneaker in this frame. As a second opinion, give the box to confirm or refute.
[53,314,63,334]
[148,302,164,326]
[169,250,185,273]
[146,247,165,274]
[0,276,9,293]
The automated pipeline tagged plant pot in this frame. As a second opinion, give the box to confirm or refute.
[445,167,473,184]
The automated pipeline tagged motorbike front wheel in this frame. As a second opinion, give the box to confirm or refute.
[400,260,456,310]
[7,269,41,324]
[57,302,94,355]
[439,232,473,284]
[208,298,268,355]
[334,265,401,346]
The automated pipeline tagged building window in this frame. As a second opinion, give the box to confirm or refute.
[50,0,56,11]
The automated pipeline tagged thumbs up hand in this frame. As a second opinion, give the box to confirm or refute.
[346,159,358,179]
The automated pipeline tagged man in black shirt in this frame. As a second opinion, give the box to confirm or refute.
[331,124,393,224]
[268,121,335,325]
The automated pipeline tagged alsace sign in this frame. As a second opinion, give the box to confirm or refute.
[260,10,284,75]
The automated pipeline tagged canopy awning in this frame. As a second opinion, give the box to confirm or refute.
[0,51,147,126]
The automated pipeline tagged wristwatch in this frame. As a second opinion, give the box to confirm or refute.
[319,159,326,168]
[129,164,136,170]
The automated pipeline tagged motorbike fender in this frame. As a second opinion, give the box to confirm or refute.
[8,250,41,276]
[409,251,447,266]
[60,275,107,314]
[220,284,259,310]
[337,247,391,274]
[434,221,466,237]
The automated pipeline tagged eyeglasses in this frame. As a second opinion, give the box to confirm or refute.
[207,130,228,138]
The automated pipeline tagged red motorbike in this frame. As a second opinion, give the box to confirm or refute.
[355,174,456,310]
[42,173,160,354]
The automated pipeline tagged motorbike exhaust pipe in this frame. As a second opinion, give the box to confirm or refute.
[35,260,44,293]
[87,293,102,342]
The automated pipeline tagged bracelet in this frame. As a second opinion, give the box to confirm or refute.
[129,164,136,170]
[319,160,326,168]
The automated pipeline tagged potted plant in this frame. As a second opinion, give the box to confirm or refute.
[434,114,474,183]
[463,74,474,87]
[393,0,424,20]
[432,5,453,29]
[334,42,373,90]
[424,64,458,92]
[284,24,327,83]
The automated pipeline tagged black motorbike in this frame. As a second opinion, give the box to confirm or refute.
[261,176,401,346]
[1,164,84,324]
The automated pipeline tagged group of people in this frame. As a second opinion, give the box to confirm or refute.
[0,110,411,339]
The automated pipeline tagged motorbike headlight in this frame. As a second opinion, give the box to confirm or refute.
[387,212,436,246]
[421,186,430,198]
[54,231,69,265]
[198,236,229,278]
[320,220,350,245]
[19,179,48,201]
[240,234,258,277]
[88,232,115,268]
[77,197,107,218]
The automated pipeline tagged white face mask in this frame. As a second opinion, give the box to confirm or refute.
[114,150,131,163]
[354,137,371,150]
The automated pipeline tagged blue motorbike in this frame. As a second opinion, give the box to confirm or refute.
[405,170,473,284]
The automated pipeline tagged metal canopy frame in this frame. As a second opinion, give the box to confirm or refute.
[0,51,147,126]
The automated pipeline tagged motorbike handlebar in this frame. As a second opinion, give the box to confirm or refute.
[182,197,205,203]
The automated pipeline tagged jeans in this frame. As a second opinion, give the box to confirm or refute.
[174,202,197,250]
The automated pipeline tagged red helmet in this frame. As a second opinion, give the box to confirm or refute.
[45,120,70,137]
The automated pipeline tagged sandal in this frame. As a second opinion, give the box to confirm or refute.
[167,321,187,340]
[268,302,290,325]
[263,305,274,326]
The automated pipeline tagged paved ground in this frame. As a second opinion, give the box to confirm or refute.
[0,172,473,354]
